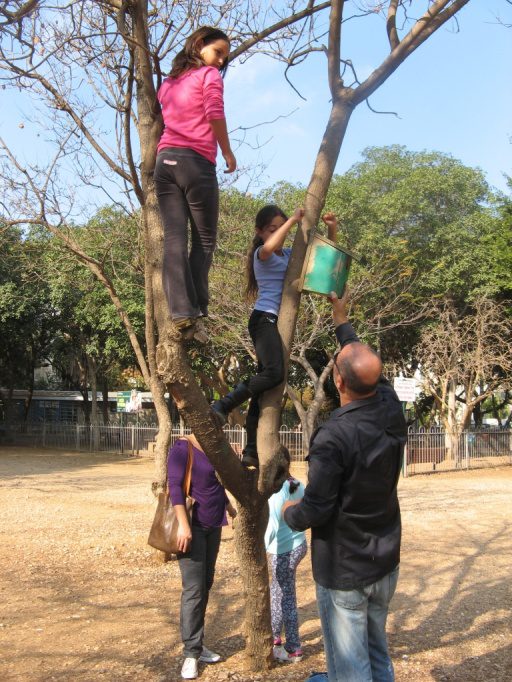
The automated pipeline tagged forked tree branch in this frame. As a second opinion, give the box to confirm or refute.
[353,0,470,105]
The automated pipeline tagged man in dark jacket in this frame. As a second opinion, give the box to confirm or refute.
[284,291,407,682]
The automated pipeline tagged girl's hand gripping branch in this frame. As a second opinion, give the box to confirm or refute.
[322,212,338,241]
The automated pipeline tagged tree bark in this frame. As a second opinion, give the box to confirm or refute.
[444,378,460,465]
[102,377,109,425]
[233,501,273,672]
[87,355,100,451]
[130,0,175,495]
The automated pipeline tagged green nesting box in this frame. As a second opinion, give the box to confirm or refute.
[299,230,354,298]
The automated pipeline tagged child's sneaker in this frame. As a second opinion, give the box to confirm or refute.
[272,644,284,660]
[273,646,303,663]
[273,637,282,646]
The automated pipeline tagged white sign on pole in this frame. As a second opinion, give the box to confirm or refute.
[393,377,416,403]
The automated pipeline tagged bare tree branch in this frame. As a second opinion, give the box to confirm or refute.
[328,0,345,95]
[0,0,39,27]
[386,0,400,50]
[229,1,331,60]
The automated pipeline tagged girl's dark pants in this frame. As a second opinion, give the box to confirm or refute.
[154,147,219,321]
[177,525,222,658]
[246,310,285,450]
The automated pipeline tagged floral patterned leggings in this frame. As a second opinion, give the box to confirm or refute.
[269,540,308,652]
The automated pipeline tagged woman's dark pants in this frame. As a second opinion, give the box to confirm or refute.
[177,525,222,659]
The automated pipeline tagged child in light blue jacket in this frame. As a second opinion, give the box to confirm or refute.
[265,451,307,663]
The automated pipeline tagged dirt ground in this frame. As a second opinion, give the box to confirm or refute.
[0,447,511,682]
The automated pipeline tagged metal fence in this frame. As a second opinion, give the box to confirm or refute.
[0,421,306,460]
[405,427,512,475]
[0,421,159,455]
[1,421,511,475]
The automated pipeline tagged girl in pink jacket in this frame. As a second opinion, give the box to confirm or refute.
[154,26,236,343]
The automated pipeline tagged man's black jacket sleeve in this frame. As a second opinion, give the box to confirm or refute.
[284,424,344,532]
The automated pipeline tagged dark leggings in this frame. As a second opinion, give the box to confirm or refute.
[245,310,285,443]
[269,541,308,651]
[154,147,219,321]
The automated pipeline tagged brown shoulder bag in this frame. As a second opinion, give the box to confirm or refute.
[147,437,195,554]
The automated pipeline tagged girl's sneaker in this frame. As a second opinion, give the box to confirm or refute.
[272,644,284,660]
[273,646,303,663]
[273,637,282,646]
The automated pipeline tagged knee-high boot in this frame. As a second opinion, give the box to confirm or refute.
[241,412,259,467]
[211,382,252,425]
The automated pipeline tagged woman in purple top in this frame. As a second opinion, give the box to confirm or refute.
[168,435,236,680]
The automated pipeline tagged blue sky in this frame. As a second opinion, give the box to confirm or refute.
[224,2,512,195]
[2,2,511,218]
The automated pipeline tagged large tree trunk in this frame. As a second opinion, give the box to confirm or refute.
[130,0,175,496]
[142,197,174,495]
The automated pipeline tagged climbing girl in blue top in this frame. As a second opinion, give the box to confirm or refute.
[212,204,303,466]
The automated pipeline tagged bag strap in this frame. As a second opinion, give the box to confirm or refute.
[182,437,194,497]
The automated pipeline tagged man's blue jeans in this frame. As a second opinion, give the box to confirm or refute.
[315,567,399,682]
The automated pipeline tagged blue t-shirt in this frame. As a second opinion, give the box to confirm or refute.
[253,247,291,316]
[265,478,307,555]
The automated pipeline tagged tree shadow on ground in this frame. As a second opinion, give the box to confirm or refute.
[389,520,511,671]
[431,643,512,681]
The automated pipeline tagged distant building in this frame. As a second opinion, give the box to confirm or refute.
[0,389,163,423]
